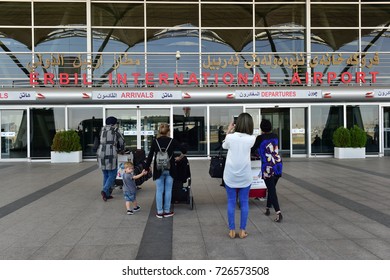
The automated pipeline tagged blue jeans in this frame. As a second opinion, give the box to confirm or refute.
[225,184,251,230]
[155,170,173,214]
[102,169,117,196]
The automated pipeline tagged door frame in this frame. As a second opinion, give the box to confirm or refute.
[245,104,309,158]
[104,105,171,150]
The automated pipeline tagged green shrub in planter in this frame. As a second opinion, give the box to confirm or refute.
[332,126,351,147]
[51,130,82,153]
[350,125,367,148]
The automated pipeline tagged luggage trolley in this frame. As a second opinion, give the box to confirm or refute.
[249,159,267,200]
[237,159,266,207]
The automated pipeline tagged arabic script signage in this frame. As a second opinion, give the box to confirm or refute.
[91,91,182,100]
[374,89,390,98]
[0,91,36,101]
[235,90,321,99]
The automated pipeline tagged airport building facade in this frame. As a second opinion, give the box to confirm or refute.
[1,0,390,161]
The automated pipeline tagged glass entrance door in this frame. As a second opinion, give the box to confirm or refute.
[246,107,291,157]
[261,108,290,157]
[106,108,170,154]
[1,109,27,159]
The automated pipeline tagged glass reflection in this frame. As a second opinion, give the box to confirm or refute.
[173,106,207,157]
[311,105,343,154]
[69,107,103,158]
[30,108,65,158]
[1,109,27,159]
[209,106,242,155]
[347,105,379,154]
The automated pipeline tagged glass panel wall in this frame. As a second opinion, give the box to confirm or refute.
[346,105,379,154]
[30,107,65,159]
[173,106,207,157]
[384,107,390,156]
[68,107,103,158]
[209,106,242,156]
[261,108,290,157]
[140,108,170,154]
[311,105,343,155]
[292,108,307,155]
[1,109,27,159]
[106,108,137,152]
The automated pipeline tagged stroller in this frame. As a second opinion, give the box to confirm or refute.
[115,149,152,189]
[171,156,193,210]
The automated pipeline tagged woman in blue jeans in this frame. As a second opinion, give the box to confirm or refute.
[222,113,256,239]
[144,123,187,218]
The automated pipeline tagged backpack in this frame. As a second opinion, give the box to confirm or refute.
[155,139,173,171]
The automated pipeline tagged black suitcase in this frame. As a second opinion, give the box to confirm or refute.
[171,156,193,210]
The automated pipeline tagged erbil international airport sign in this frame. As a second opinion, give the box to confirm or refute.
[26,52,379,87]
[1,52,389,103]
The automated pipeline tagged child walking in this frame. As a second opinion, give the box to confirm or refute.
[122,161,147,215]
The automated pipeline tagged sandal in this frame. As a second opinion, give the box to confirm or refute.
[264,208,270,216]
[274,212,283,223]
[239,230,248,239]
[229,230,236,239]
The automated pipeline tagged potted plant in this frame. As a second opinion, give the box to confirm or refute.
[51,130,82,163]
[333,125,366,159]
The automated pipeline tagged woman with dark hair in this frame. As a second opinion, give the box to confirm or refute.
[222,113,256,239]
[252,119,283,222]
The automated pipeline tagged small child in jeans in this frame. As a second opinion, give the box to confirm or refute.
[122,161,147,215]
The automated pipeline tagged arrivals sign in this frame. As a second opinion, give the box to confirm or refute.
[91,91,182,100]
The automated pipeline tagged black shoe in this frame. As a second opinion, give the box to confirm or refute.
[274,212,283,222]
[101,191,107,202]
[264,208,270,216]
[107,195,114,199]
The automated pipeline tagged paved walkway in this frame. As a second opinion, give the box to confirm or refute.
[0,157,389,260]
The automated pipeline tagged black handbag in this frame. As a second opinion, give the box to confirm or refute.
[209,154,226,178]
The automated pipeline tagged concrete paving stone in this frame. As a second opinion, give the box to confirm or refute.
[266,240,312,260]
[240,241,282,259]
[309,209,351,226]
[303,223,346,240]
[0,246,40,260]
[44,227,90,247]
[172,242,207,260]
[204,240,247,260]
[109,226,145,246]
[351,222,390,239]
[356,239,390,259]
[173,226,205,244]
[65,245,106,260]
[331,222,377,239]
[77,227,118,246]
[277,223,318,241]
[295,240,343,260]
[101,244,139,260]
[336,209,378,223]
[29,245,74,260]
[323,239,380,260]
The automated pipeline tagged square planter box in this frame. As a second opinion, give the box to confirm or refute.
[334,147,366,159]
[51,151,82,163]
